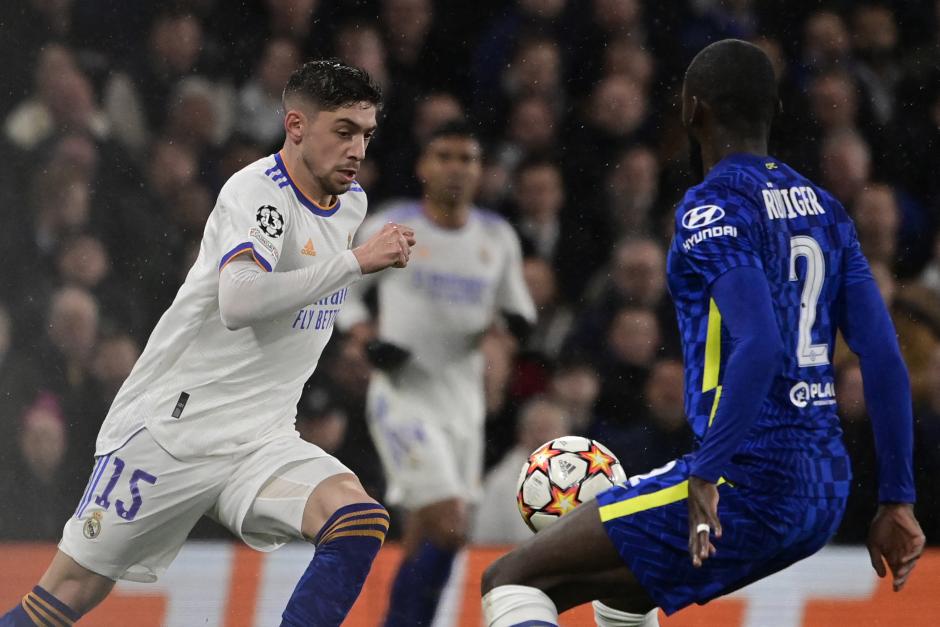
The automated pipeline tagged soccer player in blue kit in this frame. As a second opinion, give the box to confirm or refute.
[482,39,925,627]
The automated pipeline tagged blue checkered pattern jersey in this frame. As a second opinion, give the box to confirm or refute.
[666,152,865,499]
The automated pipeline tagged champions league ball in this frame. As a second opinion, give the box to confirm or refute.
[516,436,628,532]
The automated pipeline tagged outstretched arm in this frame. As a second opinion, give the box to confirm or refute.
[839,258,924,590]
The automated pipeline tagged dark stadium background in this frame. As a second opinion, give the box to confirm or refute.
[0,0,938,560]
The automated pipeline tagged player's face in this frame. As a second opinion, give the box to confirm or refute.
[417,136,483,205]
[302,103,378,197]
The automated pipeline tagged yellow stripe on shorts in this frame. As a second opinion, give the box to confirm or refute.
[599,478,727,522]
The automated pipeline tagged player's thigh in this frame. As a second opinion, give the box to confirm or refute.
[60,428,223,583]
[366,379,464,510]
[215,434,357,548]
[484,499,654,613]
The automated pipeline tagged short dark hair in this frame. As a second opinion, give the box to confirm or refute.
[421,119,479,151]
[684,39,778,134]
[283,58,383,111]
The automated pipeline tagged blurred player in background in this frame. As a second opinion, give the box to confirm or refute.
[339,121,536,626]
[481,39,925,627]
[1,60,416,627]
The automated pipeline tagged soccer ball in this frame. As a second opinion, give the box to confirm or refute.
[516,436,627,532]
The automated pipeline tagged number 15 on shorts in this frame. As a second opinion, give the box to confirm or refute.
[76,455,158,522]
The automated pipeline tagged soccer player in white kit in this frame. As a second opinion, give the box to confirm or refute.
[339,121,536,626]
[1,60,417,627]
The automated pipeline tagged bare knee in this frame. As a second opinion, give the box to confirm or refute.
[482,551,533,596]
[302,473,382,540]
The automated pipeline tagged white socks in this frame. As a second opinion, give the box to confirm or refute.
[482,585,559,627]
[592,601,660,627]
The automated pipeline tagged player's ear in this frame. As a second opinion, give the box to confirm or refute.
[687,95,703,128]
[284,109,305,144]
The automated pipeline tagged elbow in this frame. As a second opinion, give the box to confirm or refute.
[219,306,248,331]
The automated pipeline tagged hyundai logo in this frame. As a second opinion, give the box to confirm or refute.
[681,204,726,229]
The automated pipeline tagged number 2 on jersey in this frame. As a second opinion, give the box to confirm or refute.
[789,235,829,367]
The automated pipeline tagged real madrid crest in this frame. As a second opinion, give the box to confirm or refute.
[83,511,103,539]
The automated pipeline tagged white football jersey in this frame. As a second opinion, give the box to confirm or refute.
[96,153,366,459]
[340,201,536,432]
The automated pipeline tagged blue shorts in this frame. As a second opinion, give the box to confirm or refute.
[596,455,847,615]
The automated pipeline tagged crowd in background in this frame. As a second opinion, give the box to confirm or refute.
[1,0,939,545]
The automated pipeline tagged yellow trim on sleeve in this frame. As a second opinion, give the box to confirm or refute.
[707,385,723,428]
[599,478,727,522]
[703,298,722,392]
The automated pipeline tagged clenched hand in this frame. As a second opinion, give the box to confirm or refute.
[353,223,416,274]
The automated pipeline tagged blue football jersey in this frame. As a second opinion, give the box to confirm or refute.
[666,153,869,497]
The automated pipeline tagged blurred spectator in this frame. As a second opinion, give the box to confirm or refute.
[566,237,675,360]
[851,182,931,277]
[381,0,435,83]
[502,36,564,109]
[800,10,852,77]
[567,0,646,91]
[819,129,871,205]
[0,304,38,465]
[565,73,651,200]
[680,0,759,65]
[593,359,692,474]
[164,77,235,157]
[603,38,654,90]
[375,91,464,198]
[852,184,899,268]
[920,235,940,299]
[512,159,604,296]
[4,44,109,151]
[0,393,73,540]
[850,3,901,125]
[522,257,574,361]
[472,0,569,103]
[296,384,348,455]
[104,8,220,156]
[600,145,660,240]
[549,360,601,435]
[39,286,99,396]
[471,396,568,544]
[835,261,939,406]
[495,95,560,173]
[57,233,145,337]
[594,306,660,426]
[236,38,300,150]
[335,22,391,94]
[809,71,860,133]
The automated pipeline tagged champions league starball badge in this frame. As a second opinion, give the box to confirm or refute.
[257,205,285,238]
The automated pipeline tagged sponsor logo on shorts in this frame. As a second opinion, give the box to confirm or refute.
[789,380,836,408]
[83,511,103,539]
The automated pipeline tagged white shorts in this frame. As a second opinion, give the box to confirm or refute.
[366,372,483,510]
[59,428,350,582]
